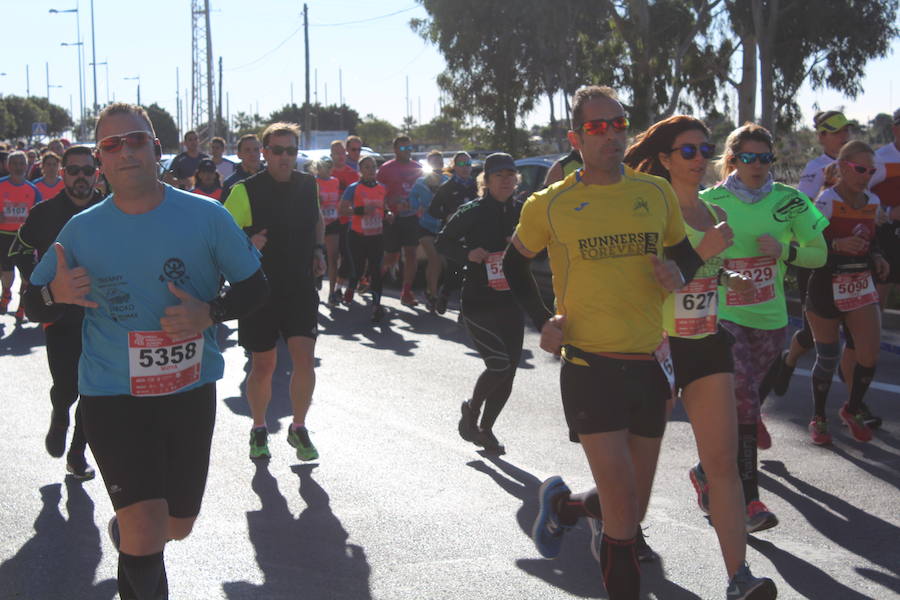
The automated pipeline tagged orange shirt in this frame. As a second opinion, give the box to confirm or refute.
[0,177,42,232]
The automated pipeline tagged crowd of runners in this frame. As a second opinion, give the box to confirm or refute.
[1,89,898,600]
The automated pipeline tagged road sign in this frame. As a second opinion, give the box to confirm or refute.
[31,122,48,137]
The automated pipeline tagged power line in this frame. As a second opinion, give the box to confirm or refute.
[226,21,303,71]
[310,6,416,28]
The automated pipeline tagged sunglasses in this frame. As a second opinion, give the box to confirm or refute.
[579,116,629,136]
[397,145,413,152]
[455,160,472,167]
[64,165,96,176]
[97,130,152,153]
[843,160,876,176]
[266,145,298,156]
[735,152,776,165]
[671,143,715,160]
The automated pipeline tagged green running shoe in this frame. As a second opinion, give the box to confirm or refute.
[249,427,271,460]
[287,426,319,461]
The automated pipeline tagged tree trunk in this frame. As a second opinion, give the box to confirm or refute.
[752,0,779,132]
[737,32,757,124]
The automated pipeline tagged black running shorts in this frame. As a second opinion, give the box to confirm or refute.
[383,214,419,253]
[0,233,15,271]
[81,383,216,517]
[324,220,343,236]
[560,348,670,442]
[670,327,735,394]
[238,283,319,352]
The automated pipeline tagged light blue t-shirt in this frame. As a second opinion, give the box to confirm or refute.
[31,185,261,396]
[408,174,448,234]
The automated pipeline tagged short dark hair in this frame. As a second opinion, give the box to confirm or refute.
[62,145,95,167]
[41,151,61,165]
[261,122,300,147]
[95,102,155,141]
[184,130,198,140]
[210,136,226,148]
[393,135,411,148]
[571,86,620,130]
[237,134,259,152]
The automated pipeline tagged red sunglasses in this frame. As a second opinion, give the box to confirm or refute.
[842,160,876,176]
[97,130,153,153]
[579,116,630,136]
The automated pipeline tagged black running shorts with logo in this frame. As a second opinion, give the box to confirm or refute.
[383,214,419,253]
[238,283,319,352]
[560,349,670,442]
[670,327,735,394]
[80,383,216,517]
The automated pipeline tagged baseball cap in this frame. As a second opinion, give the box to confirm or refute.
[815,111,849,133]
[483,153,516,176]
[197,158,216,172]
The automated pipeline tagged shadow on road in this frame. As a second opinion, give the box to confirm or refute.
[222,462,371,600]
[0,320,45,357]
[468,454,700,599]
[0,479,116,599]
[758,459,900,596]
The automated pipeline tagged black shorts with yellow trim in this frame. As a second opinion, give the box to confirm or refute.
[560,345,670,442]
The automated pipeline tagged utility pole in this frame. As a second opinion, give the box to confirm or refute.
[90,0,98,113]
[338,68,343,130]
[191,0,215,141]
[303,3,311,148]
[217,56,223,134]
[176,67,181,140]
[26,64,30,97]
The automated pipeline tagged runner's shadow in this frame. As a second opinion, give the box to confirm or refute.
[469,455,699,599]
[0,320,45,356]
[215,322,239,351]
[222,462,371,600]
[221,340,318,435]
[759,459,900,593]
[0,481,117,599]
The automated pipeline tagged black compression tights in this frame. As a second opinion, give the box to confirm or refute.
[462,300,524,431]
[348,231,384,305]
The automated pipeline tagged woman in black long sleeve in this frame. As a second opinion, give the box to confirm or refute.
[435,153,523,453]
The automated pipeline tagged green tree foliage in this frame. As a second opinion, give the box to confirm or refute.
[145,104,180,152]
[356,114,398,153]
[412,0,544,155]
[0,101,13,140]
[867,114,895,146]
[1,96,50,140]
[27,98,73,137]
[267,103,360,132]
[233,111,264,138]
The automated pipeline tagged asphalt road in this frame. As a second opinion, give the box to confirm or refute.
[1,290,898,600]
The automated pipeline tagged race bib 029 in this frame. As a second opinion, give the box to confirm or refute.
[724,256,776,306]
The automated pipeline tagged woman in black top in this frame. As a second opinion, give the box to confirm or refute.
[436,153,522,453]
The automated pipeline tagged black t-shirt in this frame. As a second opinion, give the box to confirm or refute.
[169,152,209,179]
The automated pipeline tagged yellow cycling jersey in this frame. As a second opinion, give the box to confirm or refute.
[516,166,687,354]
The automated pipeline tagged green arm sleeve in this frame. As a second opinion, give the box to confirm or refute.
[786,235,827,269]
[223,183,253,229]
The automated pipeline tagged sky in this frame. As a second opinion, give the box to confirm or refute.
[1,0,898,142]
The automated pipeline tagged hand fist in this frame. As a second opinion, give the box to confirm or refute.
[251,228,268,251]
[540,315,566,355]
[757,234,782,259]
[727,271,756,303]
[650,254,684,292]
[468,247,490,263]
[697,221,734,260]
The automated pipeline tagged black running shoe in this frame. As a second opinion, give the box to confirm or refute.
[771,350,794,396]
[858,403,882,429]
[474,429,505,454]
[636,527,659,562]
[435,294,448,315]
[371,305,385,324]
[66,453,96,480]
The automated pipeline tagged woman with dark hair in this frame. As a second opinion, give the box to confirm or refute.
[429,151,477,314]
[700,123,827,534]
[806,140,889,444]
[436,153,523,453]
[624,115,775,599]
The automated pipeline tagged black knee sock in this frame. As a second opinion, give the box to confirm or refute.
[118,551,168,600]
[554,487,603,525]
[600,534,640,600]
[812,376,832,418]
[758,358,779,407]
[479,370,515,431]
[848,364,876,413]
[737,424,758,504]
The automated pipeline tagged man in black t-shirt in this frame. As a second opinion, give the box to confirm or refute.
[166,130,208,189]
[10,145,102,479]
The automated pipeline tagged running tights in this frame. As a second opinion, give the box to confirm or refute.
[461,299,524,432]
[44,319,87,456]
[348,231,383,305]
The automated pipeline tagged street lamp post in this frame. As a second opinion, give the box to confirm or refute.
[124,76,141,106]
[90,60,109,105]
[50,4,87,139]
[90,0,98,113]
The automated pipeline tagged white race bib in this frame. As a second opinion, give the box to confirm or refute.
[128,331,203,397]
[484,252,509,291]
[674,276,717,336]
[724,256,776,306]
[832,271,878,312]
[653,332,675,394]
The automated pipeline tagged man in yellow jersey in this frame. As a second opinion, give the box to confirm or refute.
[503,86,703,600]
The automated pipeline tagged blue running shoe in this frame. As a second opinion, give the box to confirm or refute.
[726,562,777,599]
[532,476,571,558]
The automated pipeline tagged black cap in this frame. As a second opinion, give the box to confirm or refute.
[197,158,216,172]
[483,152,516,176]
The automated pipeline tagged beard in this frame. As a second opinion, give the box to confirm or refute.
[66,178,94,200]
